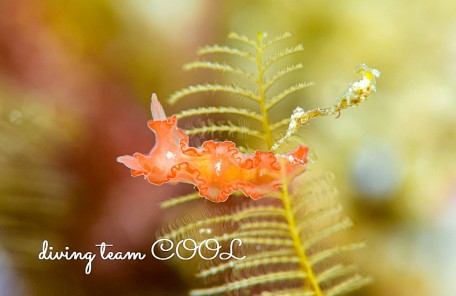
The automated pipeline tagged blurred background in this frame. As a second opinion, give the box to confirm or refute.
[0,0,455,295]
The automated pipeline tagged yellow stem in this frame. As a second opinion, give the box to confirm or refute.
[280,174,323,296]
[256,33,274,149]
[256,32,322,295]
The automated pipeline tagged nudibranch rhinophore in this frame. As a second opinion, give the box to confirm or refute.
[117,94,308,202]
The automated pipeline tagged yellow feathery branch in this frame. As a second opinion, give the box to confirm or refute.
[264,31,293,47]
[228,32,257,47]
[183,61,257,82]
[264,63,304,90]
[197,45,256,63]
[264,44,305,69]
[168,84,259,105]
[174,106,262,121]
[266,81,315,110]
[184,123,263,139]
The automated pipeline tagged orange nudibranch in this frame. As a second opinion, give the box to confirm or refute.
[117,94,309,202]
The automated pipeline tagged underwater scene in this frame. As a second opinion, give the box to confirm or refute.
[0,1,455,295]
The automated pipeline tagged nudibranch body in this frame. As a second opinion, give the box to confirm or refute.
[117,94,308,202]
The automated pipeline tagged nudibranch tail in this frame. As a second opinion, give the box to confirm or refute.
[117,96,309,202]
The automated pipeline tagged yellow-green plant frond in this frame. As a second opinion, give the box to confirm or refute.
[263,31,294,47]
[175,106,262,122]
[264,44,305,69]
[168,84,258,105]
[167,32,314,150]
[184,122,263,140]
[160,192,202,209]
[264,63,305,90]
[227,32,258,47]
[158,32,378,296]
[183,61,256,82]
[266,81,315,110]
[196,45,255,62]
[270,117,291,131]
[159,171,370,296]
